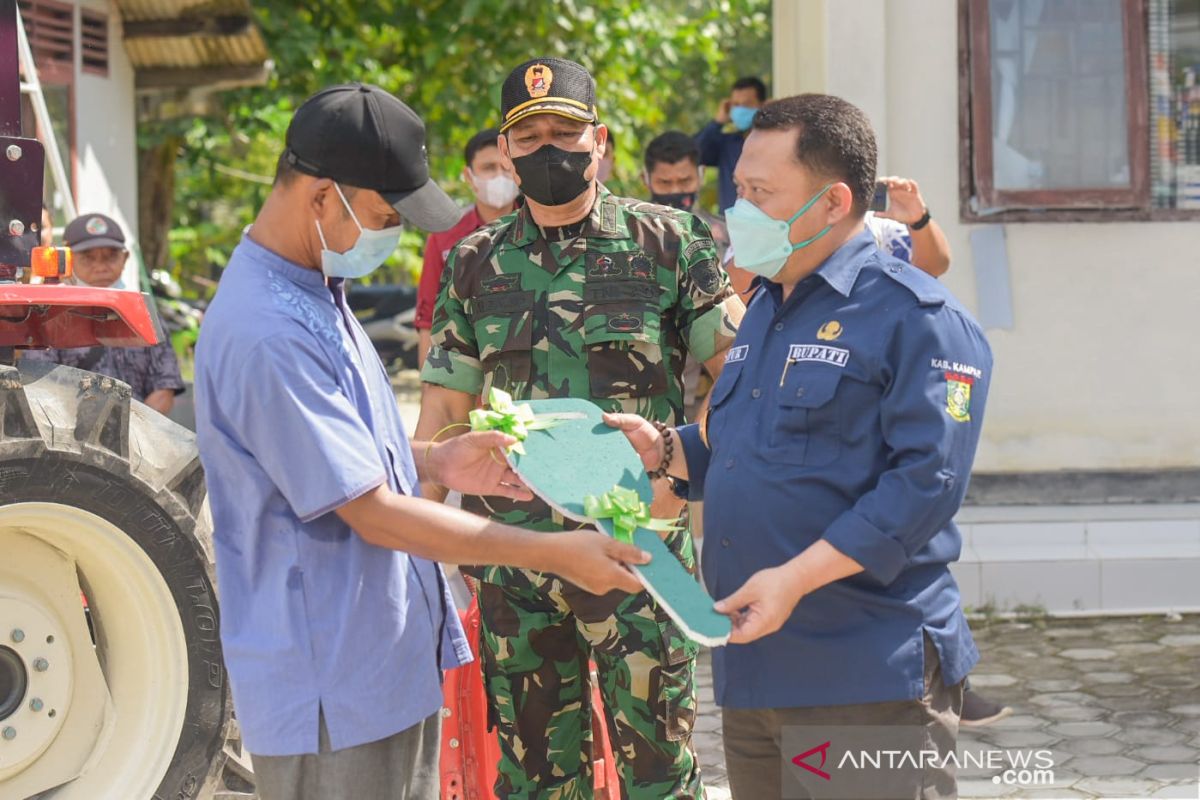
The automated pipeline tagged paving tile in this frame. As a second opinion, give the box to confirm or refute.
[988,714,1051,730]
[958,778,1019,797]
[1111,710,1179,728]
[1098,696,1171,714]
[1116,727,1189,747]
[1129,745,1200,763]
[1112,641,1167,655]
[1057,736,1128,756]
[1068,660,1121,674]
[969,673,1019,688]
[1150,783,1200,799]
[1028,678,1085,693]
[1040,704,1109,722]
[1160,634,1200,648]
[976,729,1063,748]
[1044,627,1096,639]
[1047,721,1120,738]
[692,732,723,754]
[1088,671,1135,684]
[1075,776,1170,795]
[1089,682,1151,697]
[1145,673,1200,690]
[1031,691,1098,707]
[1168,704,1200,717]
[1059,648,1117,661]
[1140,763,1200,781]
[686,614,1200,796]
[1068,756,1151,777]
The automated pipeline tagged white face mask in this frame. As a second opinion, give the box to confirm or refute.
[469,169,520,209]
[315,183,403,279]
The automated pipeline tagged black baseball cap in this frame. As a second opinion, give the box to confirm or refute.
[500,57,598,133]
[64,213,126,251]
[283,83,461,232]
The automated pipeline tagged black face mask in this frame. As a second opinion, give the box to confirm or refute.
[511,144,594,206]
[651,191,699,212]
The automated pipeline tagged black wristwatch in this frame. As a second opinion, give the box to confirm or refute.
[910,208,932,231]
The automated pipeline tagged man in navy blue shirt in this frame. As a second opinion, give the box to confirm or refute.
[611,93,991,799]
[695,76,767,214]
[195,83,649,800]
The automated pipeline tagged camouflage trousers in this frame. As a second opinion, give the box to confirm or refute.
[476,532,705,800]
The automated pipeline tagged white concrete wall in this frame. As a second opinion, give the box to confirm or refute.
[773,0,1200,472]
[72,0,140,288]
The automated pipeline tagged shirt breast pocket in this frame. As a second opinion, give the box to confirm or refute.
[581,305,668,400]
[769,365,843,466]
[469,290,534,395]
[703,357,743,444]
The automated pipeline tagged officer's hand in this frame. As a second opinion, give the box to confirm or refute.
[602,412,665,472]
[714,567,806,644]
[426,430,534,501]
[551,530,650,595]
[716,98,733,124]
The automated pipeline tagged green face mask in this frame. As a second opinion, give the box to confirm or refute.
[724,184,833,279]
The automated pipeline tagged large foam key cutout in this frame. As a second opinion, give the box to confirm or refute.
[507,397,731,647]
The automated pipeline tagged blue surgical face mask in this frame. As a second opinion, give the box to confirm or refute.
[724,184,833,280]
[315,183,402,279]
[730,105,758,132]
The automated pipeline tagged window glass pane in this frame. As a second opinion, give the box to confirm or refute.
[989,0,1130,191]
[1150,0,1200,208]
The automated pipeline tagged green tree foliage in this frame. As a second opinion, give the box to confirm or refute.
[149,0,771,289]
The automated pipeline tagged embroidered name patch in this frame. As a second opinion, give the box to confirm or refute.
[788,344,849,368]
[931,358,983,379]
[725,345,749,363]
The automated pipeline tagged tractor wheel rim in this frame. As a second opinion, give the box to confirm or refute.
[0,502,189,799]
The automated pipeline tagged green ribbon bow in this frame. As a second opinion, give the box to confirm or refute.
[583,485,682,543]
[468,388,563,455]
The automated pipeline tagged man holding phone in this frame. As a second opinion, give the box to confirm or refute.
[867,175,952,277]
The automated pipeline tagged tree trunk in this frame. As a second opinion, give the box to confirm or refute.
[137,135,181,276]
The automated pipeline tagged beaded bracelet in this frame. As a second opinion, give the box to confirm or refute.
[648,420,674,480]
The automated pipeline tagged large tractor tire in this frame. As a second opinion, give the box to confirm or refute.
[0,361,227,799]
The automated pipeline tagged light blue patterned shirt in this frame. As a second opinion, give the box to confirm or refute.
[194,235,469,756]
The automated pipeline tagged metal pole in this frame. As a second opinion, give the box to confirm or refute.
[0,0,18,138]
[15,4,75,220]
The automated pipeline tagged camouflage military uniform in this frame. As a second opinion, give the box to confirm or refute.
[422,187,739,799]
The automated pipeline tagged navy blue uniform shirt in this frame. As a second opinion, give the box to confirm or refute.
[695,120,745,214]
[679,229,992,709]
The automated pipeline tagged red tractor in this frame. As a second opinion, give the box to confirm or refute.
[0,1,227,797]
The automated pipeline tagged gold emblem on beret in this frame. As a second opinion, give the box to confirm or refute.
[525,64,553,98]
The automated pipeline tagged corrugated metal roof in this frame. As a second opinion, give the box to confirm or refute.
[113,0,268,72]
[116,0,252,21]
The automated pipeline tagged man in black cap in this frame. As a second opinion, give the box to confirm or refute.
[418,58,744,798]
[22,212,185,414]
[193,82,650,800]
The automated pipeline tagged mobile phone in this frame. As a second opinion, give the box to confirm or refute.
[870,180,890,213]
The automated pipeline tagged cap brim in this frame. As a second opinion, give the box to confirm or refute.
[383,179,464,232]
[500,101,596,133]
[70,238,126,251]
